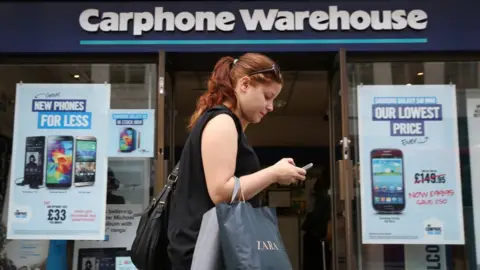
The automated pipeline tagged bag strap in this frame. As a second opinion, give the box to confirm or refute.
[230,176,245,203]
[146,163,179,210]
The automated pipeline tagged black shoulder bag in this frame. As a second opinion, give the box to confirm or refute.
[130,164,179,270]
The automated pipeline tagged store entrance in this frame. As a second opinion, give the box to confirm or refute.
[163,51,354,270]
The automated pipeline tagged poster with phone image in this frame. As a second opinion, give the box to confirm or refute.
[108,110,154,158]
[7,83,110,240]
[358,85,464,245]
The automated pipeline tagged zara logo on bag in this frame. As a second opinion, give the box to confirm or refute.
[257,240,279,251]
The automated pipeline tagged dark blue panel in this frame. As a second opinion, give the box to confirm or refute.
[0,1,476,53]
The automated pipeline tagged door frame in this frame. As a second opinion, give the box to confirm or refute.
[155,51,167,193]
[328,48,356,270]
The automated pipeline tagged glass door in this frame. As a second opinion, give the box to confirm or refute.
[328,49,357,270]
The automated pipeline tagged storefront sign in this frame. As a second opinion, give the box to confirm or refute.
[358,85,465,244]
[465,89,480,266]
[0,1,476,52]
[108,110,155,158]
[79,6,428,35]
[7,83,110,240]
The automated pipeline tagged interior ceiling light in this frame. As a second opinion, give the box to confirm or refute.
[417,72,424,76]
[274,100,287,108]
[73,74,80,79]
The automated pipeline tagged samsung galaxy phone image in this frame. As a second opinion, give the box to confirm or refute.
[24,136,45,189]
[370,149,405,213]
[119,127,136,153]
[74,136,97,187]
[45,136,74,189]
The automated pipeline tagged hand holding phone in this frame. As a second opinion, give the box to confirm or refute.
[273,158,308,186]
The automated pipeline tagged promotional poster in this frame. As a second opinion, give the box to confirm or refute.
[358,85,464,245]
[108,109,155,158]
[466,89,480,264]
[72,159,149,270]
[7,83,110,240]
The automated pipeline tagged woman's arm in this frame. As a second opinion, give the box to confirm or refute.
[201,114,277,204]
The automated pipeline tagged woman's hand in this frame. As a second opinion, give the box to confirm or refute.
[272,158,307,185]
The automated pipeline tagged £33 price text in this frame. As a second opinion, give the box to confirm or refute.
[47,208,67,224]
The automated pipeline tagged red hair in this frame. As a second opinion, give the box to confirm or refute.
[188,53,283,129]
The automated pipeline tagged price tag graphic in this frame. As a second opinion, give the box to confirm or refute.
[46,204,68,224]
[414,171,446,184]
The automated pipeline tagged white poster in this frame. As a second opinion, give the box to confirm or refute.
[465,89,480,265]
[7,83,110,240]
[358,85,464,244]
[108,109,155,158]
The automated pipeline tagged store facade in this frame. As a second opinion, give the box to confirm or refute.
[0,1,479,270]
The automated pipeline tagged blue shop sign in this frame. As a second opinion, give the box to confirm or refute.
[0,1,476,53]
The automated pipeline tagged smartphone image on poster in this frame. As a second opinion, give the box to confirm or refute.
[119,128,136,153]
[370,149,405,213]
[46,136,74,189]
[74,136,97,187]
[24,136,45,189]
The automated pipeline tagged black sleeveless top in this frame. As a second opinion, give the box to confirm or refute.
[167,106,261,269]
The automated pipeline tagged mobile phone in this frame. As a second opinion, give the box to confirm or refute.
[370,149,405,213]
[119,127,136,153]
[46,136,74,189]
[24,136,45,189]
[302,163,313,170]
[74,136,97,187]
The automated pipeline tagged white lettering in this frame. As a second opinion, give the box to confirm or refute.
[78,6,428,35]
[392,122,423,135]
[398,106,441,119]
[240,9,278,31]
[375,107,397,119]
[79,9,100,32]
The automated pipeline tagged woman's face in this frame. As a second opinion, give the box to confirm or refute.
[236,76,282,124]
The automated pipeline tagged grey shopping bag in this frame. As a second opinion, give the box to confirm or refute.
[217,177,293,270]
[191,177,245,270]
[191,207,222,270]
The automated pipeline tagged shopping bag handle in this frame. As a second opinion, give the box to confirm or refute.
[230,176,246,203]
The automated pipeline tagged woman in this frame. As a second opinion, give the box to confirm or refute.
[167,53,307,269]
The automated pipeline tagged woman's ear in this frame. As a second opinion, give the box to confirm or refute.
[238,76,250,93]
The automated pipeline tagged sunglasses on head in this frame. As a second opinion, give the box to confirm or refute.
[248,64,282,80]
